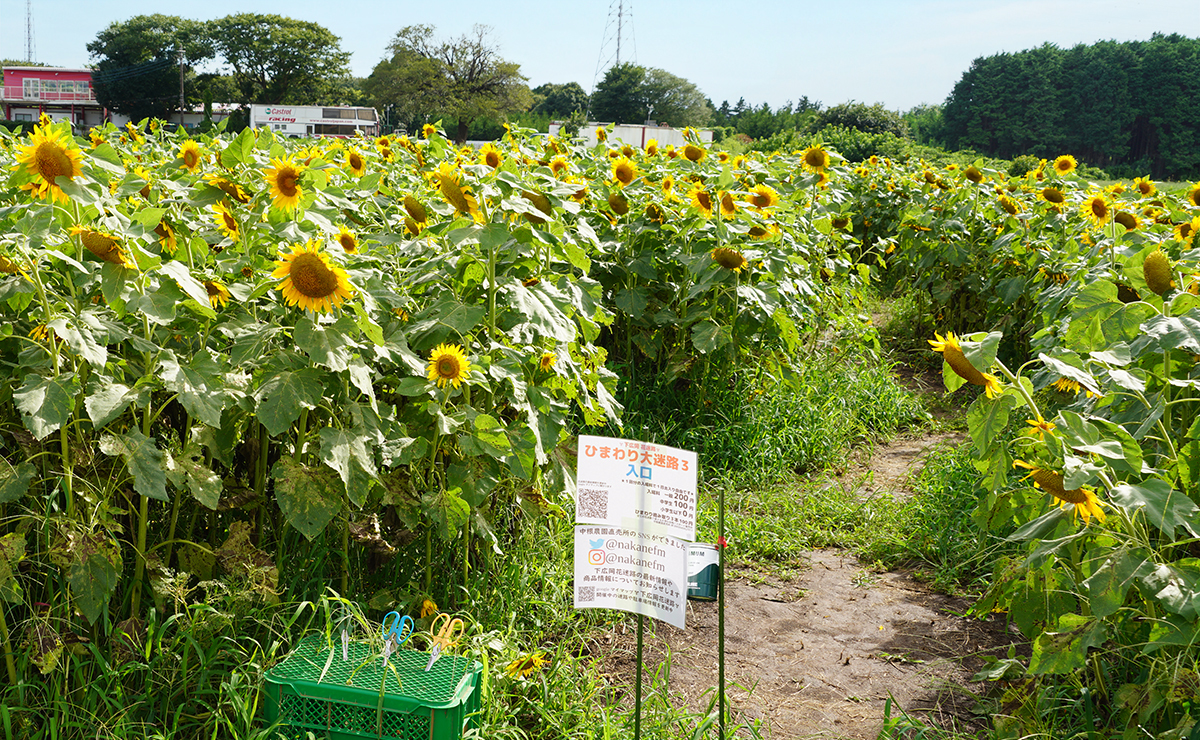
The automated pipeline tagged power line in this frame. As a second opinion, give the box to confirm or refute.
[91,58,175,85]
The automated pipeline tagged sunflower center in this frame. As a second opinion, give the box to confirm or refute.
[752,193,770,208]
[437,357,460,379]
[1043,188,1065,204]
[805,150,827,169]
[205,282,222,298]
[1091,200,1107,218]
[289,252,339,298]
[349,153,363,170]
[34,141,73,181]
[278,172,299,197]
[696,191,712,210]
[184,149,199,169]
[339,234,356,251]
[221,212,237,231]
[684,145,703,162]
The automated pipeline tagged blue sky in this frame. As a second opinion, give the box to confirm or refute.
[2,0,1197,112]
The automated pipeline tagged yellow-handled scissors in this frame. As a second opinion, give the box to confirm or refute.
[425,613,465,671]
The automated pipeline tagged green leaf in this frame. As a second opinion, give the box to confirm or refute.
[459,413,512,460]
[505,281,578,342]
[0,461,36,504]
[220,127,255,168]
[159,261,216,318]
[1138,562,1200,619]
[1145,614,1200,653]
[294,315,355,372]
[84,375,136,429]
[68,536,121,624]
[99,428,169,501]
[1111,480,1200,540]
[167,448,222,510]
[1039,353,1101,395]
[47,316,107,367]
[1084,549,1152,619]
[14,373,78,440]
[352,303,384,346]
[614,287,649,321]
[318,427,377,506]
[0,533,26,603]
[1142,310,1200,354]
[254,369,325,436]
[347,358,377,409]
[772,307,800,354]
[271,457,342,541]
[691,322,732,354]
[1007,506,1071,542]
[158,352,225,428]
[1030,612,1106,675]
[421,488,470,540]
[967,391,1018,457]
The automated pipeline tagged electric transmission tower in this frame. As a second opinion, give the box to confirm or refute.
[25,0,36,63]
[592,0,637,89]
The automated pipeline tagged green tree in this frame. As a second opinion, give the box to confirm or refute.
[589,62,646,123]
[365,24,531,144]
[205,14,351,105]
[902,104,945,147]
[809,101,907,138]
[532,82,589,117]
[86,15,213,122]
[642,67,712,127]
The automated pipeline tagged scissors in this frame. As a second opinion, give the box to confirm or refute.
[381,611,414,667]
[424,613,465,671]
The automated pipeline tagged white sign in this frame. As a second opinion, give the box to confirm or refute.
[573,525,688,629]
[576,435,698,541]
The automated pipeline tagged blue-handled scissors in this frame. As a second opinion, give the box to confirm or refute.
[425,613,465,671]
[381,611,414,666]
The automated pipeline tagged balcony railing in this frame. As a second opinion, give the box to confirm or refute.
[3,84,99,103]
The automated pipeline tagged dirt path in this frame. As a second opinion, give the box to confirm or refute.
[598,433,1020,739]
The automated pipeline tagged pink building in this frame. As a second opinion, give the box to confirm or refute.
[1,66,108,128]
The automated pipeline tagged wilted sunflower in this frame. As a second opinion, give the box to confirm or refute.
[204,280,231,309]
[479,142,503,169]
[831,214,851,230]
[345,149,366,177]
[747,184,779,210]
[272,241,354,314]
[211,203,240,241]
[711,246,748,272]
[15,123,84,203]
[1133,177,1156,197]
[0,254,23,275]
[1052,155,1077,175]
[427,343,470,388]
[70,225,136,269]
[538,351,556,371]
[645,139,659,156]
[682,143,706,163]
[612,157,637,187]
[420,599,438,618]
[264,157,305,213]
[1040,187,1066,205]
[1013,460,1105,524]
[435,162,481,221]
[204,175,250,204]
[719,191,738,218]
[689,185,713,219]
[1081,193,1110,225]
[505,651,549,679]
[928,331,1002,398]
[178,140,203,172]
[155,221,177,254]
[335,226,359,253]
[1114,211,1139,231]
[801,145,829,172]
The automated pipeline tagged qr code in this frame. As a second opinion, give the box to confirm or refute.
[578,586,596,602]
[578,487,608,519]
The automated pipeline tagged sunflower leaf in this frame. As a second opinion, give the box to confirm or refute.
[159,261,214,316]
[0,461,36,504]
[271,457,342,541]
[47,316,108,367]
[100,428,169,502]
[421,488,470,540]
[85,375,137,429]
[318,427,378,505]
[167,448,222,510]
[67,535,122,625]
[14,372,78,441]
[1110,480,1200,540]
[691,322,731,354]
[158,351,226,428]
[505,280,577,342]
[295,315,355,372]
[254,369,325,437]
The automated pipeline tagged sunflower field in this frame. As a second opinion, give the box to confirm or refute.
[1,116,1200,738]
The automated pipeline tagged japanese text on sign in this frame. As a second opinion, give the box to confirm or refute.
[576,435,698,541]
[573,525,688,629]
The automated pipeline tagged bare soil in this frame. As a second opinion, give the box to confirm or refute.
[595,434,1021,739]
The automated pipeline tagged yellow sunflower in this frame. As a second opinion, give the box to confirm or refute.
[1113,211,1139,231]
[178,140,203,172]
[1081,193,1110,226]
[538,351,556,371]
[420,599,438,618]
[682,143,706,163]
[271,241,355,314]
[88,128,105,148]
[479,142,503,169]
[711,247,748,272]
[403,195,428,225]
[747,223,781,240]
[645,139,659,156]
[505,651,549,679]
[719,191,738,218]
[1132,177,1155,197]
[1188,183,1200,208]
[1013,461,1104,524]
[155,221,177,254]
[594,126,607,142]
[335,226,359,253]
[435,162,482,221]
[1051,377,1098,398]
[801,145,829,172]
[689,185,713,219]
[264,157,305,213]
[345,149,366,177]
[70,225,136,269]
[1040,187,1066,205]
[612,157,637,187]
[204,175,250,204]
[1052,155,1077,176]
[422,124,438,139]
[1025,415,1056,439]
[746,184,779,210]
[427,343,471,388]
[928,331,1002,398]
[998,195,1020,215]
[549,156,569,177]
[1176,217,1200,245]
[15,123,84,203]
[204,280,231,309]
[211,203,240,241]
[661,174,678,201]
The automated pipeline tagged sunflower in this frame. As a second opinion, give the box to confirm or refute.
[420,599,438,618]
[211,203,240,241]
[998,195,1020,215]
[660,174,679,201]
[15,123,84,203]
[427,343,470,388]
[422,123,438,139]
[1040,187,1066,205]
[345,149,366,177]
[1176,217,1200,245]
[88,128,105,148]
[264,157,305,213]
[746,184,779,210]
[435,162,481,221]
[175,139,203,173]
[1188,184,1200,208]
[155,221,177,254]
[70,226,136,269]
[682,143,706,163]
[549,157,569,177]
[479,142,503,169]
[747,223,780,240]
[1081,193,1110,225]
[1133,177,1156,197]
[1052,155,1077,175]
[711,247,748,272]
[271,241,355,314]
[665,145,678,159]
[335,226,359,253]
[1113,211,1139,231]
[607,192,629,216]
[928,331,1002,398]
[594,126,607,142]
[204,280,231,309]
[689,185,713,219]
[1013,460,1104,524]
[505,651,549,679]
[204,175,250,203]
[1025,415,1056,439]
[538,351,556,371]
[719,191,738,218]
[403,195,428,225]
[964,165,984,183]
[612,157,637,187]
[645,139,659,156]
[0,254,26,276]
[831,215,851,230]
[801,145,829,172]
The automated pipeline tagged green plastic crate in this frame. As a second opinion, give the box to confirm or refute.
[263,633,482,740]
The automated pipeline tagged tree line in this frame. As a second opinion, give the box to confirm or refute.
[942,33,1200,179]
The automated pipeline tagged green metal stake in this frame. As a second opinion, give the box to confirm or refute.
[718,487,726,739]
[635,613,644,740]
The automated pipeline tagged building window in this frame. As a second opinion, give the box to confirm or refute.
[22,79,40,99]
[15,113,32,121]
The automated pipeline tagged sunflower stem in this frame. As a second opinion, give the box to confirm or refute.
[0,599,18,689]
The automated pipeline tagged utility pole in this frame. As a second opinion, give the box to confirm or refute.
[176,45,185,130]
